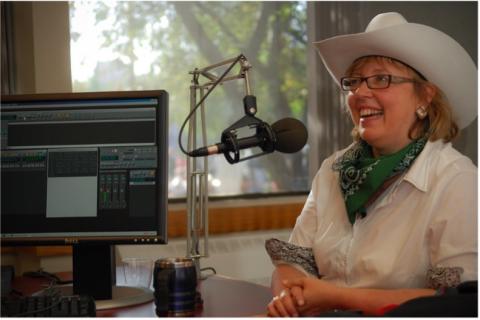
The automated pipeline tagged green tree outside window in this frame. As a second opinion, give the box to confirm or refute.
[70,1,308,198]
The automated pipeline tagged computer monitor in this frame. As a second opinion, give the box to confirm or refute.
[1,90,168,309]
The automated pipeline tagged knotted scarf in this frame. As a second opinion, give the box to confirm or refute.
[332,137,427,224]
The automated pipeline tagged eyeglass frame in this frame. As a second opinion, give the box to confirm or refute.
[340,74,418,92]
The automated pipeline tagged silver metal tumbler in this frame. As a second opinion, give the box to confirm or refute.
[153,257,198,317]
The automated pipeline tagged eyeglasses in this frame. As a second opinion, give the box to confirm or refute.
[340,74,417,91]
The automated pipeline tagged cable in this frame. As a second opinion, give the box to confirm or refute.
[200,266,217,280]
[200,266,216,275]
[178,54,245,156]
[23,269,72,285]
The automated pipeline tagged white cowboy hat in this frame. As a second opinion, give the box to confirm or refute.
[314,12,477,130]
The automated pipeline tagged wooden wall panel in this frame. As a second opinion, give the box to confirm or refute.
[1,201,304,257]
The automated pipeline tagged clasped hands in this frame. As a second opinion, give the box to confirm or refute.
[267,277,340,317]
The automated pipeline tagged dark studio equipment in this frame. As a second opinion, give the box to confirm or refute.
[1,91,169,310]
[188,117,307,164]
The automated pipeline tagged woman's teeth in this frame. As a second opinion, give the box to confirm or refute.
[360,108,383,118]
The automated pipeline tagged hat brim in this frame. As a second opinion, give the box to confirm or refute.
[314,23,477,129]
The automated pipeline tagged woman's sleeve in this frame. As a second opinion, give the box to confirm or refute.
[265,157,337,277]
[289,156,336,247]
[265,238,320,277]
[264,173,321,277]
[427,166,477,289]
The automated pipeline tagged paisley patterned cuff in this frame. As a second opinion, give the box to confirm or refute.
[426,266,464,289]
[265,238,319,277]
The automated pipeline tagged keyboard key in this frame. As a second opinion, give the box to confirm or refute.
[1,295,96,317]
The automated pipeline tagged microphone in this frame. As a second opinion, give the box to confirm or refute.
[188,118,308,162]
[271,118,308,153]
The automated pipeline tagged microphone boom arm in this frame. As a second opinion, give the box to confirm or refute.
[185,54,256,278]
[190,54,256,115]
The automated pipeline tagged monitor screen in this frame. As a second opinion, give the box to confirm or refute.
[1,90,169,306]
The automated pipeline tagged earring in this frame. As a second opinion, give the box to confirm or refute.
[416,106,428,119]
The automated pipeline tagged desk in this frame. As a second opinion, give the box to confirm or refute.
[12,273,272,317]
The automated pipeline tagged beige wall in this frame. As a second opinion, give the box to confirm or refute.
[12,1,71,94]
[2,2,72,271]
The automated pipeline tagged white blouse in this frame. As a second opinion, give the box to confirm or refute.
[288,140,477,289]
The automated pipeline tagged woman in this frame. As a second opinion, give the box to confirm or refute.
[266,12,477,316]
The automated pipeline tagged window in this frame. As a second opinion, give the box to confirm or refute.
[70,1,309,198]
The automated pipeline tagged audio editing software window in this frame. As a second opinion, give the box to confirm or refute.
[1,93,167,242]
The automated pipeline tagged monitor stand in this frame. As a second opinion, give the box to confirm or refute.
[34,243,154,310]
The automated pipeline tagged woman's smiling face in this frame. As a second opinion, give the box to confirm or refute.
[346,57,423,157]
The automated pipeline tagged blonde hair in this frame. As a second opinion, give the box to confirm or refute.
[346,56,459,143]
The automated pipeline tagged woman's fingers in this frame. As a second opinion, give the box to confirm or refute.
[279,289,299,316]
[267,297,281,317]
[267,277,312,317]
[290,285,305,307]
[282,279,306,307]
[268,295,289,317]
[267,289,299,317]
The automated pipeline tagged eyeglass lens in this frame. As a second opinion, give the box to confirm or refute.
[341,75,391,91]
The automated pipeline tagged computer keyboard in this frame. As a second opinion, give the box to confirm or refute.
[1,294,96,317]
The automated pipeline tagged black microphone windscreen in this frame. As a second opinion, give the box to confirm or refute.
[271,118,308,153]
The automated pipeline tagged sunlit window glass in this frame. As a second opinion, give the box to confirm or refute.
[69,1,308,198]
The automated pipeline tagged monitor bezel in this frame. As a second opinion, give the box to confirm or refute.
[0,90,169,246]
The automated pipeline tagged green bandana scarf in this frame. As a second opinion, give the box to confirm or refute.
[333,137,427,225]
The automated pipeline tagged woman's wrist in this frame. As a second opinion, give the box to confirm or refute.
[329,285,349,310]
[330,287,437,315]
